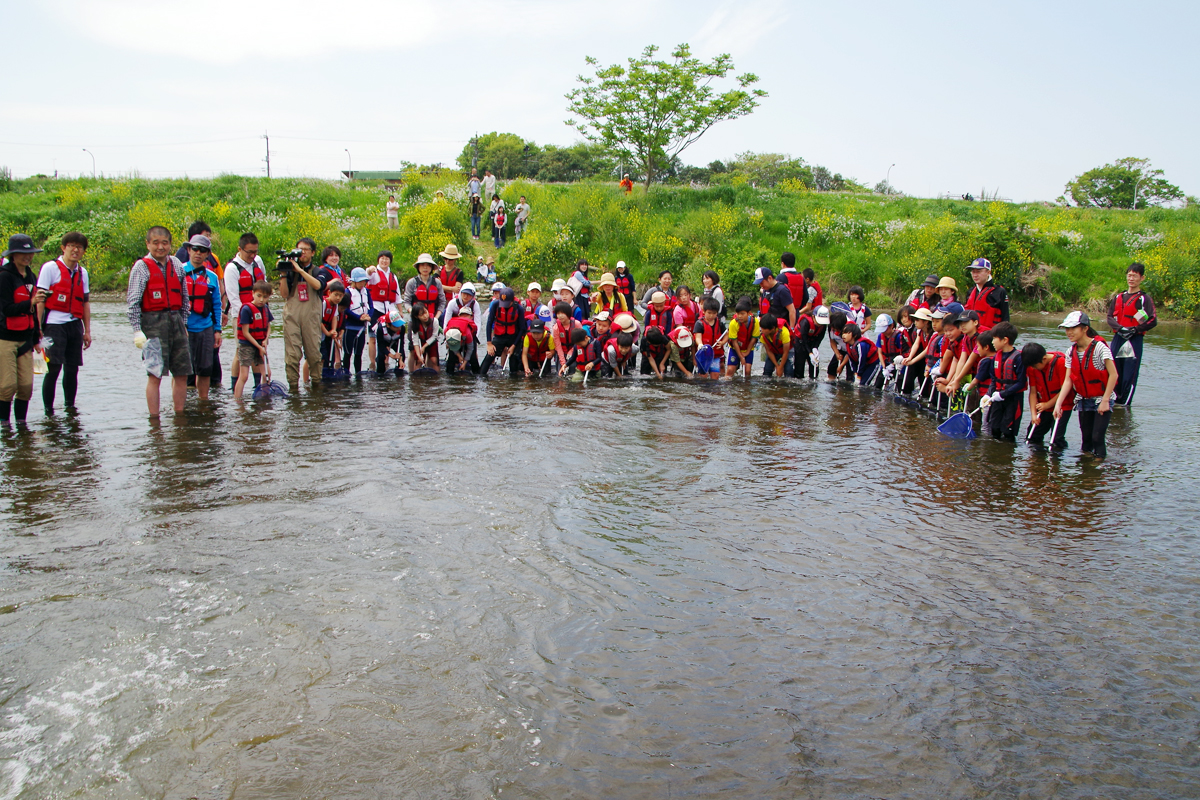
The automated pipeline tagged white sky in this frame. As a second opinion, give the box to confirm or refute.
[4,0,1197,202]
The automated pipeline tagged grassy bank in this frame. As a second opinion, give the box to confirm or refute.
[2,173,1198,318]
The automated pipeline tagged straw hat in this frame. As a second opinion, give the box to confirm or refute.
[936,276,958,291]
[598,272,618,289]
[913,307,934,321]
[414,253,437,267]
[439,244,462,260]
[613,313,638,333]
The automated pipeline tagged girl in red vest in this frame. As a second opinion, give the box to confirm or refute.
[1054,311,1118,459]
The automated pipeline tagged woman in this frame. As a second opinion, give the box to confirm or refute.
[934,277,962,315]
[319,246,347,297]
[490,194,507,248]
[1054,311,1118,459]
[403,253,445,322]
[613,261,637,311]
[0,235,44,424]
[468,194,483,240]
[641,270,675,311]
[701,270,725,319]
[570,258,592,320]
[591,272,627,317]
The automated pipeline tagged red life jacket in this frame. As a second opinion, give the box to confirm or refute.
[234,259,266,305]
[994,348,1023,387]
[791,312,815,341]
[44,260,86,317]
[1112,291,1147,329]
[492,304,520,337]
[614,271,634,297]
[644,305,671,332]
[554,319,580,352]
[369,270,399,304]
[525,332,553,364]
[699,318,726,356]
[446,316,476,347]
[439,266,463,301]
[761,328,788,358]
[413,278,440,308]
[140,257,183,312]
[321,301,345,332]
[965,283,1002,331]
[849,336,879,368]
[238,303,270,343]
[957,333,978,359]
[879,330,906,358]
[732,317,757,351]
[1026,352,1073,404]
[927,333,945,361]
[573,339,598,368]
[519,297,541,320]
[4,282,36,332]
[781,271,808,309]
[606,342,633,368]
[186,269,211,316]
[811,280,824,309]
[674,299,699,331]
[1069,337,1110,400]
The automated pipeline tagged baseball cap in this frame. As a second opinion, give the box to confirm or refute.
[445,328,463,351]
[874,313,894,330]
[958,309,980,323]
[526,282,542,292]
[388,308,405,325]
[460,283,476,296]
[814,305,831,324]
[350,268,369,282]
[551,278,567,292]
[458,305,474,316]
[753,266,773,285]
[1058,311,1091,329]
[593,310,612,322]
[968,257,992,272]
[530,319,546,332]
[491,282,506,292]
[674,328,694,347]
[932,309,948,319]
[922,274,938,288]
[187,234,212,250]
[499,288,515,307]
[615,260,627,271]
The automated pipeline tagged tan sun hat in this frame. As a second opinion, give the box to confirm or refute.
[650,291,667,304]
[913,307,934,321]
[936,276,958,291]
[414,253,437,267]
[439,244,462,260]
[613,313,638,333]
[598,272,618,289]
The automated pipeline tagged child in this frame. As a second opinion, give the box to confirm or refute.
[1106,261,1157,406]
[693,297,727,379]
[570,258,592,319]
[479,287,526,376]
[320,281,347,371]
[603,332,638,378]
[725,299,759,378]
[552,302,583,375]
[846,285,872,332]
[1021,341,1071,449]
[344,268,372,374]
[604,314,639,377]
[407,301,441,373]
[759,314,791,377]
[983,321,1024,441]
[667,325,695,378]
[570,327,601,376]
[932,312,964,399]
[672,285,701,332]
[444,306,480,375]
[522,319,555,376]
[701,270,725,319]
[642,291,672,334]
[793,304,825,380]
[556,285,585,323]
[901,307,934,394]
[842,325,880,386]
[826,308,850,382]
[234,281,273,399]
[803,267,824,309]
[1054,311,1118,459]
[921,311,948,403]
[946,310,982,395]
[373,308,406,376]
[521,282,546,321]
[366,250,400,367]
[641,326,670,378]
[874,313,904,387]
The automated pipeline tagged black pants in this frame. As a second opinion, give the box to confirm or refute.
[320,335,339,370]
[794,343,818,378]
[1113,334,1143,405]
[344,327,367,373]
[446,346,480,375]
[1078,401,1112,458]
[988,394,1022,440]
[478,335,521,375]
[1029,408,1070,448]
[375,340,405,375]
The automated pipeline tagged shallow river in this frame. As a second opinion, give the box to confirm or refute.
[2,304,1199,799]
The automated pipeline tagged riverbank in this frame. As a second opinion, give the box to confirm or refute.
[4,174,1198,318]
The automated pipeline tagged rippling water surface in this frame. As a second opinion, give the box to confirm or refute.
[2,304,1198,799]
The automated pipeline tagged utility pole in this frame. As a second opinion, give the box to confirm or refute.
[263,133,271,178]
[472,133,479,170]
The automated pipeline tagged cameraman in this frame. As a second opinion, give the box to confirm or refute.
[279,237,326,389]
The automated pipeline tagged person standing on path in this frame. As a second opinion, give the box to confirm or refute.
[468,193,483,240]
[514,196,530,241]
[279,237,327,389]
[1106,261,1156,406]
[0,235,43,425]
[482,170,496,205]
[385,195,400,229]
[127,226,192,417]
[467,168,481,199]
[36,231,91,415]
[490,195,507,248]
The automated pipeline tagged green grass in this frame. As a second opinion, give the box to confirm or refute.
[3,173,1199,318]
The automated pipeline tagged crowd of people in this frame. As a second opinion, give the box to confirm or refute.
[462,169,530,248]
[0,224,1158,459]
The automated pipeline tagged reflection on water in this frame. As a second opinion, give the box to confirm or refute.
[2,306,1199,799]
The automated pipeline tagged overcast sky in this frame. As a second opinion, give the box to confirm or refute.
[5,0,1196,202]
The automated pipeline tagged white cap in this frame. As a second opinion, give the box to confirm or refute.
[460,282,476,295]
[874,313,894,330]
[491,282,506,292]
[814,305,830,324]
[616,260,627,270]
[551,278,568,292]
[1058,311,1091,329]
[527,282,542,292]
[674,328,693,347]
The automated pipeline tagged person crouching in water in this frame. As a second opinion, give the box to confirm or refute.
[479,287,526,376]
[373,308,406,376]
[603,332,638,378]
[522,319,555,377]
[841,324,880,386]
[570,327,601,378]
[641,326,670,378]
[1054,311,1118,460]
[1021,340,1071,450]
[444,306,480,375]
[234,281,273,400]
[759,314,791,377]
[980,322,1024,441]
[320,281,346,372]
[407,301,441,373]
[667,325,695,378]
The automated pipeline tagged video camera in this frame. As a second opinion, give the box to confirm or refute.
[275,249,303,274]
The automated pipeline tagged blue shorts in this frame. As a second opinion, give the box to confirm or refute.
[728,348,754,367]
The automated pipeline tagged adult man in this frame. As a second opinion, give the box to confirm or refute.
[36,231,91,414]
[754,266,796,377]
[514,196,531,240]
[127,226,191,416]
[176,221,225,389]
[963,257,1009,332]
[467,168,481,198]
[279,237,327,389]
[1106,261,1157,406]
[777,252,812,316]
[183,234,221,400]
[223,233,267,388]
[482,169,496,204]
[905,274,940,311]
[619,174,634,194]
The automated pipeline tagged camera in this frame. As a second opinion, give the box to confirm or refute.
[275,249,303,273]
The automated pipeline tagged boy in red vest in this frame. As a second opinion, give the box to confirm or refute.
[1105,261,1156,406]
[127,226,192,417]
[1021,341,1072,449]
[234,281,273,400]
[981,322,1024,440]
[445,306,480,375]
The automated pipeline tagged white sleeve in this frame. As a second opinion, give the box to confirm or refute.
[224,264,242,317]
[36,261,57,291]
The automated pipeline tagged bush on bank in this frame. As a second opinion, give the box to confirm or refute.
[2,173,1198,317]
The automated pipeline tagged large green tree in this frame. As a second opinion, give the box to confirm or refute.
[1065,157,1183,209]
[565,44,766,190]
[456,132,541,180]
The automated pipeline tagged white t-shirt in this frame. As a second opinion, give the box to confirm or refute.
[515,202,530,223]
[37,259,90,325]
[386,200,400,219]
[223,255,268,329]
[482,174,496,200]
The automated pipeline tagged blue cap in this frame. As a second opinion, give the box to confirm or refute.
[350,267,369,282]
[753,266,773,286]
[968,257,992,272]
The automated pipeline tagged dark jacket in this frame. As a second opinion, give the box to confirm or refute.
[0,261,40,344]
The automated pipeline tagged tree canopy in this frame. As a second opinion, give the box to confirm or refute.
[1065,157,1183,209]
[565,44,766,190]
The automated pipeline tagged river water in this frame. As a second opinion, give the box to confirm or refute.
[2,304,1198,799]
